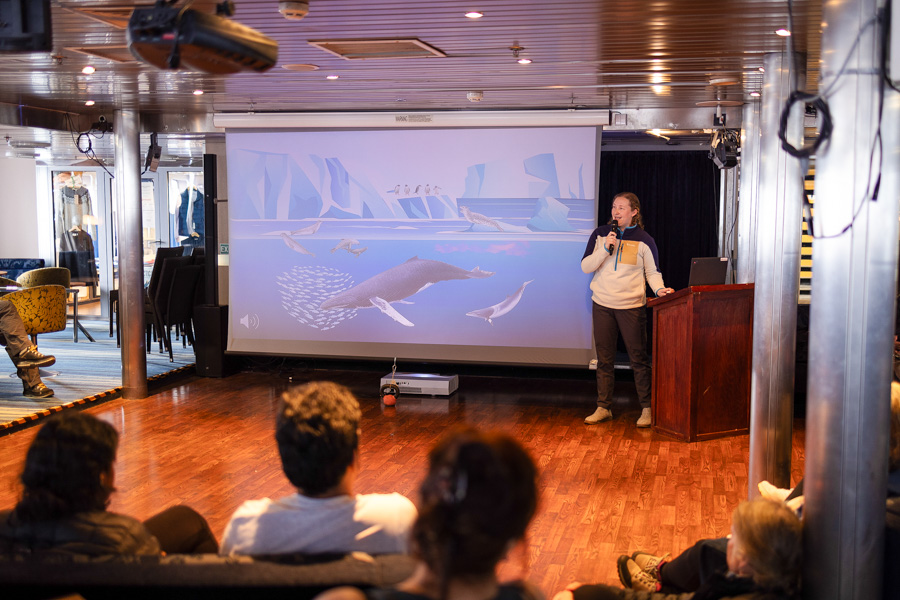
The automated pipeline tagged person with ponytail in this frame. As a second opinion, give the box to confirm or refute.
[581,192,673,428]
[316,427,544,600]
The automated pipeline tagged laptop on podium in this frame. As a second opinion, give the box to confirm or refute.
[688,257,729,287]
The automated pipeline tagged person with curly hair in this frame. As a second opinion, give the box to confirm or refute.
[220,381,417,556]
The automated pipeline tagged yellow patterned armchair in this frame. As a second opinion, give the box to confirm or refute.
[16,267,71,289]
[3,285,68,346]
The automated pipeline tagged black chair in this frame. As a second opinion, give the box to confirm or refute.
[146,255,191,355]
[112,246,186,347]
[159,264,203,362]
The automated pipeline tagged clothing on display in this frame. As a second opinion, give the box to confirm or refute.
[56,182,93,234]
[178,186,205,242]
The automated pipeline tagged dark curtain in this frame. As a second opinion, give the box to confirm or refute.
[598,151,721,290]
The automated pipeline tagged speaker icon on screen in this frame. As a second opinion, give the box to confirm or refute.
[240,313,260,330]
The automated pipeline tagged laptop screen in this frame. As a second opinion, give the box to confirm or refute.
[688,257,729,287]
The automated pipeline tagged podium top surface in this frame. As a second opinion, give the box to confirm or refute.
[647,283,754,308]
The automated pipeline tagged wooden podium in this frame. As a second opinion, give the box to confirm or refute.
[647,284,754,441]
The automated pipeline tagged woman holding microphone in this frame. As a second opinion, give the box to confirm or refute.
[581,192,673,427]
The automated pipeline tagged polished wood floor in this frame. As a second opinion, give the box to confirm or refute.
[0,367,806,596]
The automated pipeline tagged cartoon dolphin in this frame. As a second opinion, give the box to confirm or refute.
[280,233,315,256]
[291,221,323,235]
[466,280,533,325]
[348,247,368,257]
[331,239,360,253]
[320,256,494,326]
[460,205,505,232]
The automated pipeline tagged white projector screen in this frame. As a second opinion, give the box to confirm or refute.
[225,126,599,367]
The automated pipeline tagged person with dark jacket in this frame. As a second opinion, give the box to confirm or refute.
[0,412,217,557]
[553,498,802,600]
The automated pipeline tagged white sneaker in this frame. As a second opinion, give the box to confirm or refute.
[585,407,612,424]
[636,408,652,428]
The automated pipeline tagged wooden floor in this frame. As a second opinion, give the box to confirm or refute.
[0,367,806,596]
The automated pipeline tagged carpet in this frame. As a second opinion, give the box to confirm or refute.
[0,319,196,431]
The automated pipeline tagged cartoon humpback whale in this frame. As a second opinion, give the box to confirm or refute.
[292,221,323,235]
[459,205,505,232]
[331,239,360,253]
[280,233,315,256]
[466,280,534,325]
[320,256,495,327]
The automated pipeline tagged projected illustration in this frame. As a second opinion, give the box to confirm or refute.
[320,257,494,327]
[466,280,533,326]
[227,127,598,365]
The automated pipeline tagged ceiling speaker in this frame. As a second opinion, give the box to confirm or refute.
[144,132,162,172]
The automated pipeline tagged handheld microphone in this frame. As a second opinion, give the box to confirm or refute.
[607,219,620,255]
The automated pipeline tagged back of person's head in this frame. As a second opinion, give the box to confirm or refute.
[890,381,900,471]
[16,412,118,521]
[732,497,802,594]
[275,381,362,496]
[413,427,538,587]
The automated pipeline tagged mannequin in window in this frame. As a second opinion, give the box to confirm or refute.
[55,173,93,236]
[177,174,204,248]
[59,224,98,284]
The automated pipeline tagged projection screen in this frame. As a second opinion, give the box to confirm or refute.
[225,126,599,367]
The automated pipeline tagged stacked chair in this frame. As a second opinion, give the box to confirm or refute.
[143,247,204,362]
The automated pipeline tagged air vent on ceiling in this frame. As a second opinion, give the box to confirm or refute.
[65,5,154,29]
[308,38,446,60]
[66,45,137,63]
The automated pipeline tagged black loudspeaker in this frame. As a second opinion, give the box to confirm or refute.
[202,154,218,306]
[193,304,234,377]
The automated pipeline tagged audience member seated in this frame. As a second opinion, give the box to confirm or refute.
[0,297,55,398]
[553,498,801,600]
[0,412,218,557]
[314,427,544,600]
[220,381,417,557]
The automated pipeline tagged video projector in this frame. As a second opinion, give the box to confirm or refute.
[127,1,278,74]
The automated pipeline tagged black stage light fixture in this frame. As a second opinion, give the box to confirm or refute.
[709,129,739,170]
[0,0,52,53]
[144,132,162,172]
[127,1,278,74]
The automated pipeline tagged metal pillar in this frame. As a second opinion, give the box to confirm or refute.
[748,52,806,495]
[718,164,738,283]
[803,0,899,596]
[114,109,148,398]
[736,101,762,284]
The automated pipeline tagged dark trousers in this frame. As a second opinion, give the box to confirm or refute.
[143,505,218,554]
[0,299,40,388]
[592,303,652,409]
[658,537,728,592]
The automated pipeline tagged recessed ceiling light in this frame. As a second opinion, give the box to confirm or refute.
[81,65,95,75]
[465,11,484,19]
[759,66,765,72]
[282,63,319,72]
[517,58,532,65]
[326,74,340,80]
[775,28,791,36]
[750,91,761,97]
[84,100,95,106]
[193,89,204,95]
[651,85,668,95]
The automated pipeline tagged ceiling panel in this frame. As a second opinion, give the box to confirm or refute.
[0,0,822,163]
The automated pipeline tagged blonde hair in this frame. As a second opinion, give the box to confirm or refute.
[731,498,802,594]
[890,381,900,471]
[613,192,644,229]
